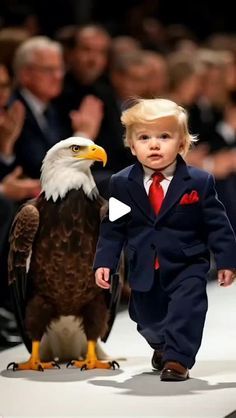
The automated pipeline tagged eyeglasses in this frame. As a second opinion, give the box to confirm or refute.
[28,64,65,76]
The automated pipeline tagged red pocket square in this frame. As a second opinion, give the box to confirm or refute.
[179,190,199,205]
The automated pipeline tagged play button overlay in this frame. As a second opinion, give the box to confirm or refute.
[109,197,131,222]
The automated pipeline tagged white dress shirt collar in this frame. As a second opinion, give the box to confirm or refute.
[20,88,47,115]
[143,160,177,196]
[143,160,177,181]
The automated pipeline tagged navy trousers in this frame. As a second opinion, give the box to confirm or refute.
[129,271,208,368]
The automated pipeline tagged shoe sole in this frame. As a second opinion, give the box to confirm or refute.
[160,372,190,382]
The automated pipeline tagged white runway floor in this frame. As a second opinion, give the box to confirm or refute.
[0,281,236,418]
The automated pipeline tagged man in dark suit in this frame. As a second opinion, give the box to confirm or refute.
[9,36,66,179]
[94,98,236,381]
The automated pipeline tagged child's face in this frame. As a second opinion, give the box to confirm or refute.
[129,116,183,171]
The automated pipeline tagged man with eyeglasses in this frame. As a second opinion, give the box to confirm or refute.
[10,36,67,179]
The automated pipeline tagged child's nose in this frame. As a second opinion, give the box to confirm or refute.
[149,137,160,148]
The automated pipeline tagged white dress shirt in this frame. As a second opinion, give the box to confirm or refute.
[143,160,177,196]
[20,88,48,132]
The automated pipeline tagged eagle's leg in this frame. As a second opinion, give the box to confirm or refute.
[7,295,60,371]
[7,341,60,371]
[67,340,118,370]
[67,294,119,370]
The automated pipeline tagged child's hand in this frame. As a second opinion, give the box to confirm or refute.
[218,269,236,287]
[95,267,110,289]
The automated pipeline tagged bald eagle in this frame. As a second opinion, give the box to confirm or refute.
[7,137,119,371]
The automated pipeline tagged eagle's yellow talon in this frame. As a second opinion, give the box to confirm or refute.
[68,359,114,370]
[7,359,58,371]
[7,341,60,371]
[66,340,119,370]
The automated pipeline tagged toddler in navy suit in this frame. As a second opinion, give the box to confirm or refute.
[94,98,236,381]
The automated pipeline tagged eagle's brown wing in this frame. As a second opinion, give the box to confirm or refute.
[8,202,39,352]
[97,194,108,220]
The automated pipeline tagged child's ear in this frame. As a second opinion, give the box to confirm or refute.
[179,142,184,152]
[129,141,137,156]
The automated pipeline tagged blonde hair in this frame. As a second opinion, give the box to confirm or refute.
[121,98,197,156]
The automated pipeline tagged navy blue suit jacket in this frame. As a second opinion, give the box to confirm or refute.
[94,155,236,292]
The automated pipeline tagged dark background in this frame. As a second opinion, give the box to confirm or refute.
[1,0,235,40]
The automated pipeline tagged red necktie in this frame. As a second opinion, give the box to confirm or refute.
[149,172,164,214]
[148,172,164,269]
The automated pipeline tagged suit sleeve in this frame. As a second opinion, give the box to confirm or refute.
[0,158,17,181]
[93,175,127,272]
[202,173,236,269]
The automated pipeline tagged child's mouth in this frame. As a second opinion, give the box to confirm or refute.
[148,154,162,159]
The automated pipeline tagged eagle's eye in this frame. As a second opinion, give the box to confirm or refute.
[71,145,80,153]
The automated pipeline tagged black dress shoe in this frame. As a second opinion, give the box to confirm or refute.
[160,361,189,381]
[151,350,163,371]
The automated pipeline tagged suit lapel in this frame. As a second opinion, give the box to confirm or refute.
[127,162,155,222]
[156,155,191,223]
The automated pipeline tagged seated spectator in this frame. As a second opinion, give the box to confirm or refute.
[55,24,111,137]
[10,36,66,179]
[11,35,104,180]
[67,24,111,86]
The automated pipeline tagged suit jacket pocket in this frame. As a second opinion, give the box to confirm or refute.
[182,242,208,257]
[175,203,200,213]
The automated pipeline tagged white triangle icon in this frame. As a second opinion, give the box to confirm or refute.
[109,197,131,222]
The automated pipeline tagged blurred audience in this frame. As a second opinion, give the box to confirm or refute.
[167,52,202,107]
[1,4,40,37]
[0,27,30,75]
[111,35,141,59]
[54,25,78,70]
[201,92,236,233]
[190,49,231,140]
[0,62,40,349]
[144,50,168,98]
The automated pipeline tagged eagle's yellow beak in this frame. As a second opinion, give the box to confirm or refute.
[75,144,107,167]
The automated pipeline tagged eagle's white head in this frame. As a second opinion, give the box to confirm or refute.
[41,137,107,201]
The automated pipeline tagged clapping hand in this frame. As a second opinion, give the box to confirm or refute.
[70,95,104,140]
[1,166,41,201]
